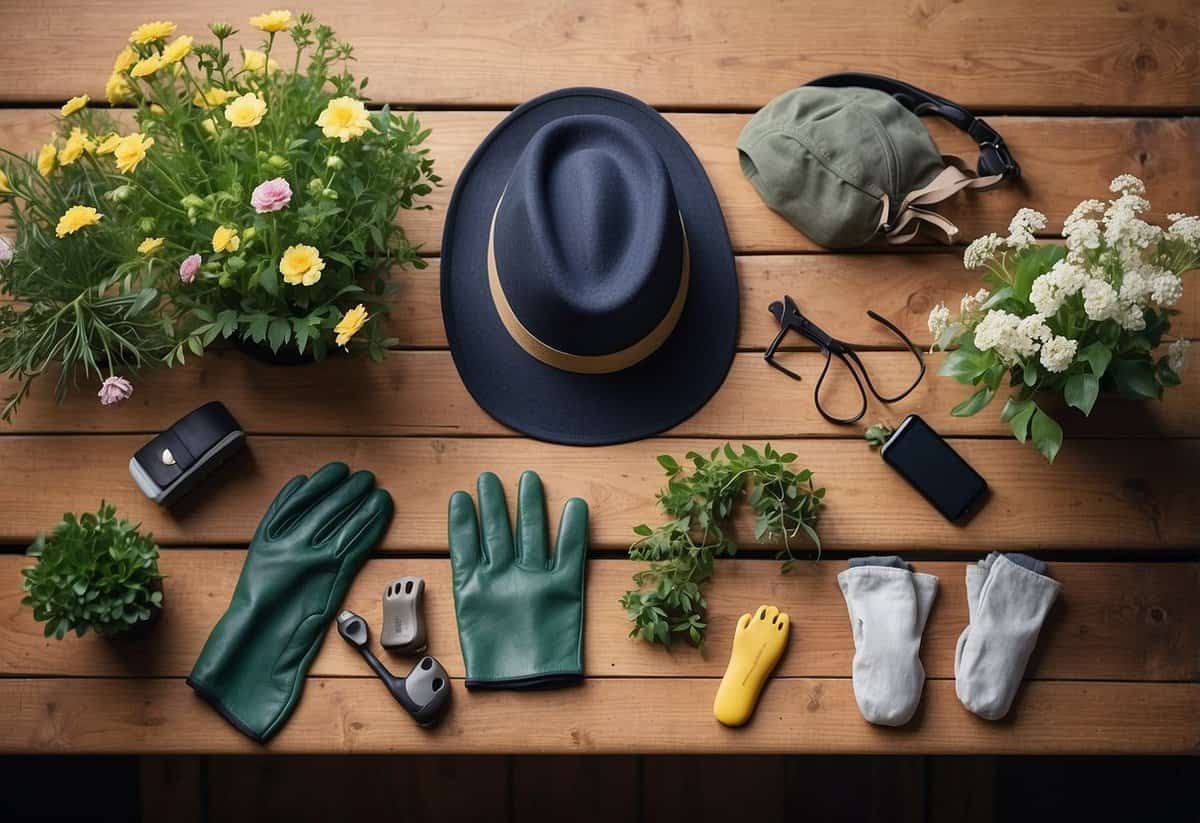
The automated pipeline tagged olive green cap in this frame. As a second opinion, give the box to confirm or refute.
[738,86,947,248]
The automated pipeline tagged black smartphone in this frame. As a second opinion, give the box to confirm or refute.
[880,414,987,521]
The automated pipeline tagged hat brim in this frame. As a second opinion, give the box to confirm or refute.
[440,88,738,446]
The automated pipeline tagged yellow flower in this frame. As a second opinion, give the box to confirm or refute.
[279,244,325,286]
[224,93,267,128]
[149,104,165,115]
[201,118,218,136]
[317,97,374,143]
[192,87,233,108]
[105,73,132,105]
[37,144,57,178]
[241,49,280,74]
[131,55,162,78]
[212,226,241,253]
[95,134,121,155]
[113,46,138,74]
[114,133,154,174]
[129,21,176,44]
[0,169,9,193]
[61,95,89,117]
[334,304,368,346]
[58,128,94,166]
[137,237,165,255]
[161,35,194,65]
[249,9,292,32]
[56,206,103,238]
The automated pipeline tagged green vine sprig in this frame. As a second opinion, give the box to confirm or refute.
[620,443,824,647]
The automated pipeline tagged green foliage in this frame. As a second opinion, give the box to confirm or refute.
[0,120,179,420]
[620,444,824,647]
[863,422,894,449]
[21,502,164,639]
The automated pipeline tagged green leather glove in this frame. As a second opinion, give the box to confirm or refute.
[448,471,588,689]
[188,463,393,742]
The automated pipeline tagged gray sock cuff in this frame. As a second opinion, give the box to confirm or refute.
[848,555,912,572]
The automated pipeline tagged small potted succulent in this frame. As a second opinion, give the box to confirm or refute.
[21,503,164,640]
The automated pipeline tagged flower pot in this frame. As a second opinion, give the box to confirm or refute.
[233,334,319,366]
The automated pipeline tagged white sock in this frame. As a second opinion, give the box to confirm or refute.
[838,563,938,727]
[955,553,1060,720]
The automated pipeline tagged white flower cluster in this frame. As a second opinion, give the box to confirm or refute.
[960,288,989,315]
[927,302,951,339]
[1167,213,1200,247]
[1063,199,1104,262]
[1006,208,1047,249]
[946,174,1193,394]
[1030,259,1087,315]
[1039,335,1078,373]
[973,309,1043,365]
[963,233,1004,270]
[1168,339,1190,373]
[0,235,12,265]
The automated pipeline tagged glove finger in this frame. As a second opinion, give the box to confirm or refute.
[301,470,377,544]
[448,490,482,580]
[267,462,350,537]
[476,472,514,568]
[333,488,394,559]
[515,470,549,569]
[550,497,588,583]
[259,474,308,537]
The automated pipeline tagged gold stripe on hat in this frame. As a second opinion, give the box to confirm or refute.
[487,191,690,375]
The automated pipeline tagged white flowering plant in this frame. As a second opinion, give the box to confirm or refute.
[929,175,1195,462]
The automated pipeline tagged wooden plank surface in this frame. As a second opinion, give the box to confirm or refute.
[2,553,1194,682]
[4,676,1197,755]
[9,110,1200,253]
[1,0,1197,110]
[0,436,1195,552]
[3,111,1199,253]
[5,350,1197,438]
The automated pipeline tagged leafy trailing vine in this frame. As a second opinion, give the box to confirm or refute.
[620,443,824,647]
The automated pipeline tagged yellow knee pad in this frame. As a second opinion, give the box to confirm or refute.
[713,604,790,727]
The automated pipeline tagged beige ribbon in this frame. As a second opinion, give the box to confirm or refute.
[487,192,690,375]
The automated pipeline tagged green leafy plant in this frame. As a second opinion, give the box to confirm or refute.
[621,444,824,647]
[0,11,438,419]
[21,502,164,639]
[864,422,894,449]
[0,110,180,421]
[929,175,1195,462]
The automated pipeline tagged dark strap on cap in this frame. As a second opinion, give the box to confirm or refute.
[805,73,1020,181]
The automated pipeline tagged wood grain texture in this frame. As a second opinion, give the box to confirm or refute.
[3,110,1199,253]
[3,553,1194,682]
[3,676,1197,755]
[203,755,509,822]
[5,349,1197,437]
[1,1,1197,110]
[0,435,1195,551]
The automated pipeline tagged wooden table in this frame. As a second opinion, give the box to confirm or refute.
[1,0,1197,756]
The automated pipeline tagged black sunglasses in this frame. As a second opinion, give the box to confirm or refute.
[765,296,926,425]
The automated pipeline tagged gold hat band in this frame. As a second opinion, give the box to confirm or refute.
[487,191,690,375]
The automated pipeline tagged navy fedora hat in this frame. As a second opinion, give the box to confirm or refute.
[441,88,738,445]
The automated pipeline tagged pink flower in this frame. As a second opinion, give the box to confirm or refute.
[251,177,292,213]
[98,376,133,406]
[179,253,202,283]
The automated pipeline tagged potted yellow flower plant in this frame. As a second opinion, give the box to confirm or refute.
[0,10,437,417]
